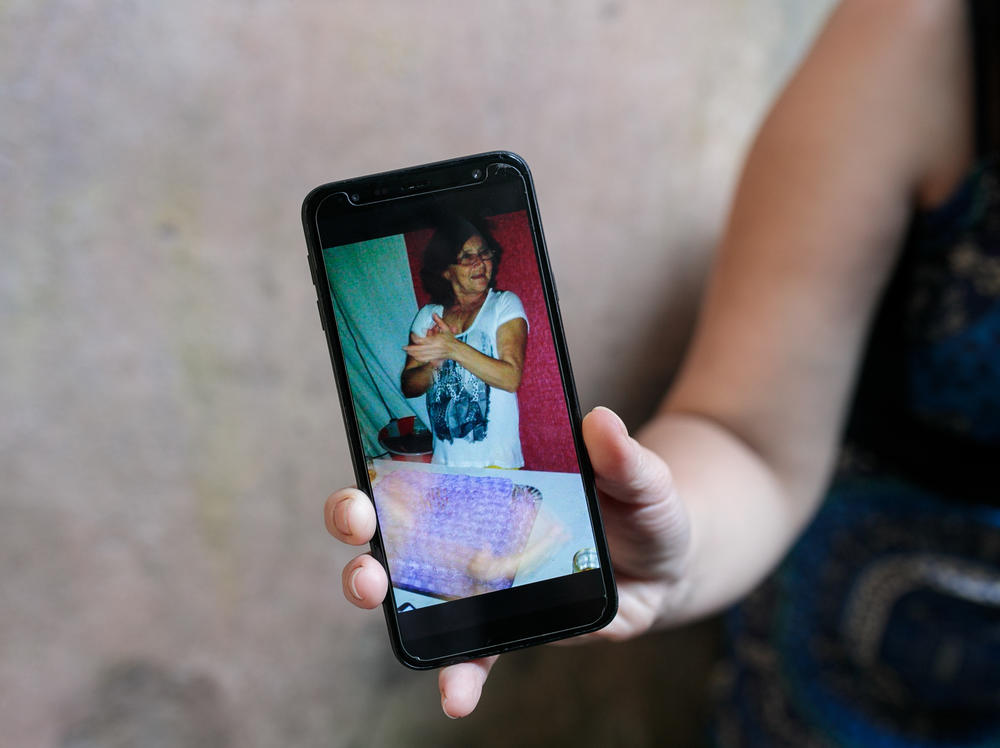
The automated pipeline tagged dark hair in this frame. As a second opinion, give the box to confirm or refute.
[419,214,503,307]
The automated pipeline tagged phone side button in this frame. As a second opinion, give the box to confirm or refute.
[316,299,326,331]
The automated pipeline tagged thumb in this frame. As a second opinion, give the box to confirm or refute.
[582,406,691,580]
[582,406,675,507]
[432,312,454,334]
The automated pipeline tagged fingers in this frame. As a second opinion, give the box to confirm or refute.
[582,406,675,507]
[403,347,438,364]
[327,489,387,609]
[404,340,443,359]
[403,334,431,356]
[431,313,455,334]
[324,487,377,545]
[341,553,388,610]
[438,657,499,718]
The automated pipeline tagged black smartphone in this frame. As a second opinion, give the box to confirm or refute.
[302,151,617,669]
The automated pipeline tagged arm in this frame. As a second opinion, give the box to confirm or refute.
[400,310,451,398]
[403,314,527,393]
[400,332,437,398]
[638,0,972,624]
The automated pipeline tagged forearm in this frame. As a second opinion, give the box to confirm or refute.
[621,0,967,628]
[635,411,829,627]
[449,342,522,392]
[401,364,434,398]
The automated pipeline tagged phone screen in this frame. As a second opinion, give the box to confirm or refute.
[305,153,616,667]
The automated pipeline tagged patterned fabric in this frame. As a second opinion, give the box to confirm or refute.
[714,158,1000,747]
[906,157,1000,443]
[427,356,491,443]
[715,470,1000,747]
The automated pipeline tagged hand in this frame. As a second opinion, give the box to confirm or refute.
[324,484,499,718]
[403,313,460,366]
[323,406,692,718]
[572,407,693,643]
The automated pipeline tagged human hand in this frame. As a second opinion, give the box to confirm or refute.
[572,406,692,643]
[323,406,692,717]
[324,485,498,718]
[403,314,460,366]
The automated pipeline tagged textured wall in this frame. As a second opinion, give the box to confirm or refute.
[1,2,834,746]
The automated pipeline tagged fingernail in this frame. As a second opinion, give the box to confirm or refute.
[334,496,353,536]
[594,406,628,436]
[441,696,457,719]
[348,566,364,600]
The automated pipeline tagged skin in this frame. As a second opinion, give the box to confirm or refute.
[325,0,973,719]
[401,234,527,397]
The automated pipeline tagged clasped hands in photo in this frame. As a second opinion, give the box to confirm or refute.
[403,313,461,368]
[323,406,693,719]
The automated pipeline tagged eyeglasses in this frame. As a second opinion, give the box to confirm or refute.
[454,249,495,266]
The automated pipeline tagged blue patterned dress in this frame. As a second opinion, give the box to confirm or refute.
[714,13,1000,744]
[715,160,1000,748]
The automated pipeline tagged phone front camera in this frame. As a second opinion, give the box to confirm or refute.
[471,169,483,181]
[350,193,360,203]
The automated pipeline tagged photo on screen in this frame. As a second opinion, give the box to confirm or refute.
[322,210,599,610]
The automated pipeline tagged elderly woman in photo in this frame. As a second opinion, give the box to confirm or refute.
[401,215,528,468]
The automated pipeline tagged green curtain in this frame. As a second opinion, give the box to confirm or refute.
[323,235,429,456]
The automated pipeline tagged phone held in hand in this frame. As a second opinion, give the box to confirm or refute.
[302,152,617,669]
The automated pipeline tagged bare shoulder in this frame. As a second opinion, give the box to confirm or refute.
[836,0,963,24]
[836,0,965,31]
[824,0,966,58]
[662,0,972,500]
[797,0,972,205]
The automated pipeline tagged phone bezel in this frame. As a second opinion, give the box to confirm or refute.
[302,151,618,669]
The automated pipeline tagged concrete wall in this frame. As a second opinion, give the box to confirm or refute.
[1,2,834,745]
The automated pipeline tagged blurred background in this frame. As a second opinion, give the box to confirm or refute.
[2,1,835,745]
